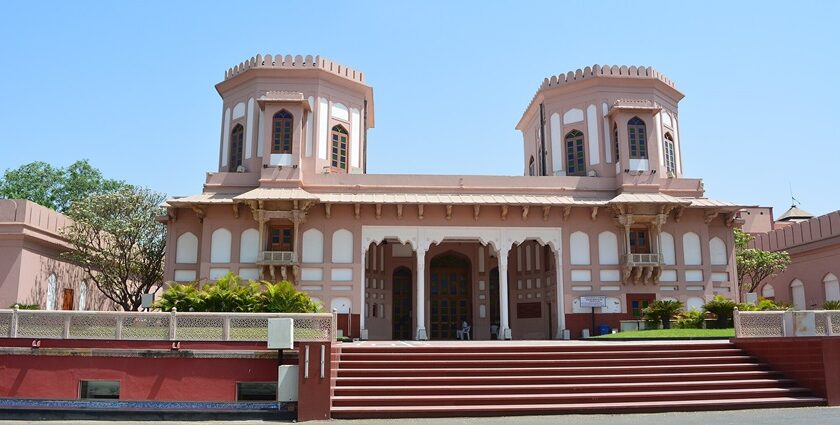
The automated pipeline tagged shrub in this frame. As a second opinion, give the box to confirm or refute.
[643,300,683,329]
[256,281,321,313]
[737,298,788,312]
[200,274,258,312]
[824,300,840,310]
[674,310,705,329]
[9,303,40,310]
[154,283,204,312]
[704,296,737,328]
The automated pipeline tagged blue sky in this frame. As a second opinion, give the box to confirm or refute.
[1,1,838,218]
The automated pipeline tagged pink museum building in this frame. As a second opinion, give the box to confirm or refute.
[161,55,744,340]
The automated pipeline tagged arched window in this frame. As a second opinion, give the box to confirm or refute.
[664,132,676,175]
[790,279,806,310]
[272,110,293,154]
[46,273,57,311]
[564,130,585,176]
[229,124,244,170]
[528,156,535,176]
[824,273,840,301]
[627,117,647,159]
[612,122,619,163]
[78,281,87,311]
[331,125,349,172]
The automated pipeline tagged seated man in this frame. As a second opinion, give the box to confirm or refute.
[456,320,471,340]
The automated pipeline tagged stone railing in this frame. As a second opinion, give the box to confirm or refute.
[0,308,335,342]
[624,253,662,265]
[258,251,297,265]
[734,309,840,338]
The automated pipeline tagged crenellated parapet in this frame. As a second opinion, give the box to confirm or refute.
[539,64,676,91]
[224,54,365,83]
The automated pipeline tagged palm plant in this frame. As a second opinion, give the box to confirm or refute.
[154,283,203,312]
[824,300,840,310]
[200,274,257,312]
[704,295,737,328]
[643,300,683,329]
[257,281,321,313]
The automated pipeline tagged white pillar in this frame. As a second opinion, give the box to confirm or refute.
[415,248,428,340]
[498,245,512,340]
[359,245,367,335]
[555,244,566,338]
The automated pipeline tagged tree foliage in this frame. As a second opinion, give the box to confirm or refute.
[0,160,125,213]
[734,229,791,294]
[61,186,167,311]
[154,273,321,313]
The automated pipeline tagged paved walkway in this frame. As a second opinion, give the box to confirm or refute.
[1,407,838,424]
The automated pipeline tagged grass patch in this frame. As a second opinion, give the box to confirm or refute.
[593,328,735,339]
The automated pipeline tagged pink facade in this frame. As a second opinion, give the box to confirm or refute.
[749,210,840,309]
[0,200,108,310]
[162,55,744,339]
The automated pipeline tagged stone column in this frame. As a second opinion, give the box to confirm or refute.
[359,244,367,336]
[555,245,566,338]
[415,248,428,340]
[498,245,511,340]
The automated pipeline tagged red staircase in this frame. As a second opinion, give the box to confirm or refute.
[331,341,824,418]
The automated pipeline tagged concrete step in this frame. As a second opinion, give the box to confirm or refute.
[336,362,769,377]
[336,355,756,369]
[338,342,735,354]
[334,370,785,386]
[330,396,825,418]
[333,378,797,396]
[338,348,746,361]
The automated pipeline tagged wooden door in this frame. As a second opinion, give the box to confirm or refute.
[429,254,471,340]
[269,226,293,251]
[626,293,656,318]
[629,229,651,254]
[392,267,413,340]
[62,288,74,310]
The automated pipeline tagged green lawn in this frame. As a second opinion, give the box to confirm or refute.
[593,328,735,339]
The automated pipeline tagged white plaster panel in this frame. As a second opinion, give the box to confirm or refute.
[256,108,265,158]
[239,228,259,263]
[598,231,618,265]
[331,102,349,121]
[686,285,704,291]
[391,243,413,257]
[270,153,293,166]
[825,274,840,301]
[351,108,361,168]
[686,297,705,312]
[572,297,587,313]
[659,270,677,282]
[331,297,352,314]
[662,111,673,127]
[331,268,353,281]
[550,112,563,174]
[318,97,328,160]
[685,270,704,282]
[232,102,246,119]
[563,108,584,124]
[245,97,255,159]
[570,231,590,265]
[602,297,621,314]
[586,104,600,165]
[711,272,729,283]
[210,228,232,263]
[305,96,314,157]
[762,284,775,298]
[302,229,324,263]
[301,285,323,291]
[709,237,727,265]
[683,232,702,266]
[331,229,353,263]
[599,270,620,282]
[175,232,198,264]
[222,108,231,166]
[601,285,621,291]
[571,270,591,282]
[174,270,197,282]
[209,268,230,280]
[479,304,487,319]
[239,268,259,281]
[300,267,324,281]
[661,232,676,265]
[660,286,677,291]
[628,158,649,171]
[713,287,731,294]
[332,285,353,291]
[602,102,612,163]
[791,279,806,310]
[654,112,663,167]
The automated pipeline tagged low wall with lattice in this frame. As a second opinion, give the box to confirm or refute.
[735,309,840,337]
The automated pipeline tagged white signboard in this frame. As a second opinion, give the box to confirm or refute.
[579,295,607,308]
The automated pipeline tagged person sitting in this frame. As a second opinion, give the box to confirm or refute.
[456,320,471,340]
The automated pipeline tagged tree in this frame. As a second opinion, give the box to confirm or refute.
[61,186,167,311]
[735,228,791,294]
[0,159,125,213]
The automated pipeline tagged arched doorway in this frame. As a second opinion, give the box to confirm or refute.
[392,267,413,340]
[430,252,472,340]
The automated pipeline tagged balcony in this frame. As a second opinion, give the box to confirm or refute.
[622,253,663,284]
[257,251,297,266]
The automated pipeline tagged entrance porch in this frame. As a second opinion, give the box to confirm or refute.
[359,226,563,341]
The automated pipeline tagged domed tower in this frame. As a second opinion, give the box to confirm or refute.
[516,65,684,185]
[214,54,375,183]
